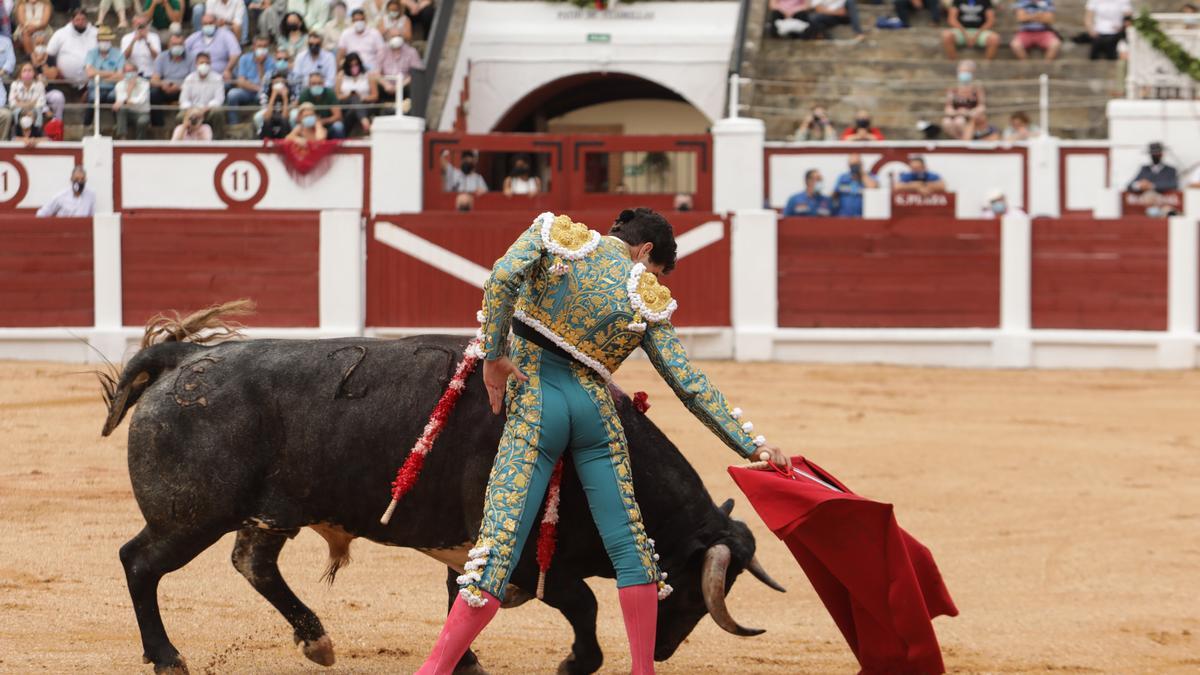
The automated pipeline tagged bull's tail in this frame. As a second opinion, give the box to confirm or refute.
[99,299,256,436]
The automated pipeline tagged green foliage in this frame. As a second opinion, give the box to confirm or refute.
[1132,9,1200,82]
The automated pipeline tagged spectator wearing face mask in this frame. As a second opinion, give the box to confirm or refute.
[14,0,52,56]
[338,8,385,70]
[142,0,185,30]
[1127,142,1178,195]
[14,110,43,146]
[257,70,291,138]
[840,109,884,141]
[335,51,375,134]
[85,26,126,107]
[942,0,1000,61]
[186,14,241,80]
[442,149,488,194]
[895,156,947,194]
[113,62,151,139]
[942,60,985,140]
[832,153,878,217]
[287,100,327,145]
[171,106,214,140]
[455,192,474,212]
[320,1,349,49]
[179,52,226,136]
[275,11,307,57]
[503,156,540,196]
[228,35,275,123]
[295,29,336,86]
[983,189,1025,218]
[297,69,345,137]
[37,166,94,217]
[784,169,833,216]
[121,16,161,78]
[151,33,190,126]
[376,27,421,108]
[376,0,412,38]
[46,10,97,91]
[791,105,836,141]
[8,63,45,132]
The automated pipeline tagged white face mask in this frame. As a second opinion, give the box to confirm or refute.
[353,20,366,32]
[388,36,403,49]
[197,63,211,76]
[98,40,112,52]
[34,45,47,56]
[20,116,34,130]
[255,47,268,58]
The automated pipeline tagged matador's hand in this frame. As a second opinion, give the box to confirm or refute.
[483,356,528,415]
[757,443,791,470]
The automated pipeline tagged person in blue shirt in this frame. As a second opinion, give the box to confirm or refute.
[227,35,276,124]
[784,169,833,216]
[832,153,879,217]
[85,26,126,105]
[895,156,947,194]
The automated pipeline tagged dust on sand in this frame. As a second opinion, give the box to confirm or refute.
[1,359,1197,674]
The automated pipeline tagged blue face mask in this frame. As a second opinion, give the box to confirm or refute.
[310,85,324,96]
[958,71,973,84]
[202,24,216,36]
[990,201,1006,214]
[813,180,825,193]
[302,115,317,128]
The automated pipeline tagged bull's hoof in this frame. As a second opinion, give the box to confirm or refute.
[299,634,336,667]
[152,655,189,675]
[452,662,489,675]
[556,650,600,675]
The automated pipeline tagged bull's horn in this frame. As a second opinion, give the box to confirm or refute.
[718,498,734,516]
[747,555,787,593]
[702,544,765,637]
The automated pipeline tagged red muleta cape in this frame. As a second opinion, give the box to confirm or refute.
[728,457,958,675]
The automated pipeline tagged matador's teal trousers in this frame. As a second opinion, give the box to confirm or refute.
[459,336,661,603]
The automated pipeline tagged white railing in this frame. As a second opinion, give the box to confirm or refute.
[1126,13,1200,100]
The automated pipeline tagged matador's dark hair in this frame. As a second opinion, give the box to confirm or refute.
[608,207,677,274]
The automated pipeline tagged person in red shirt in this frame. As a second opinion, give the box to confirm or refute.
[840,109,884,141]
[42,109,64,141]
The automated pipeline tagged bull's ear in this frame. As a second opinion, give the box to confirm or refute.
[718,498,734,516]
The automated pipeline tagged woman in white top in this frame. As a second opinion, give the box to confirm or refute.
[375,0,411,39]
[335,51,377,134]
[9,63,47,131]
[502,156,541,196]
[14,0,52,54]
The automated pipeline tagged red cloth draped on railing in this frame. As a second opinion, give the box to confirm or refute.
[265,138,342,180]
[729,457,958,675]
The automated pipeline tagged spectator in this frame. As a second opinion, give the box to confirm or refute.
[37,166,94,217]
[1127,142,1179,194]
[441,149,487,194]
[832,153,878,217]
[790,105,836,141]
[964,110,999,140]
[179,52,226,136]
[840,109,884,141]
[14,0,52,56]
[768,0,810,37]
[98,0,130,30]
[942,60,985,139]
[784,169,833,216]
[1084,0,1131,60]
[503,156,540,196]
[335,50,375,133]
[377,0,411,38]
[257,70,291,137]
[41,106,62,140]
[141,0,184,31]
[46,9,97,92]
[455,191,474,211]
[121,16,161,77]
[337,8,384,70]
[321,0,349,49]
[207,0,248,44]
[376,27,420,109]
[113,62,151,139]
[807,0,865,39]
[983,189,1026,217]
[14,109,42,145]
[942,0,999,60]
[274,11,307,56]
[85,26,125,106]
[0,31,14,78]
[9,62,45,129]
[893,0,941,27]
[228,34,274,123]
[296,29,336,85]
[151,32,190,125]
[401,0,433,39]
[0,80,11,138]
[171,106,214,140]
[1011,0,1061,60]
[673,193,693,211]
[895,156,947,193]
[186,14,241,79]
[297,69,345,136]
[1002,111,1038,140]
[286,100,327,144]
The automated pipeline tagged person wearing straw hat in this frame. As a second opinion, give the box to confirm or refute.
[411,209,789,674]
[84,25,126,107]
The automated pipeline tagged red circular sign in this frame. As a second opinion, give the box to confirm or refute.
[213,155,269,209]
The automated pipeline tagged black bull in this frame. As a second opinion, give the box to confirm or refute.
[103,332,785,674]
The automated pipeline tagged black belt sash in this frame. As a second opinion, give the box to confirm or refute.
[512,318,579,365]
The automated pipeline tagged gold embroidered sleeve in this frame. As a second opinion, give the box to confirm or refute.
[641,322,759,458]
[479,223,544,359]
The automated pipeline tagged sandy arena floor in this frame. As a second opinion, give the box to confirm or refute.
[1,357,1198,674]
